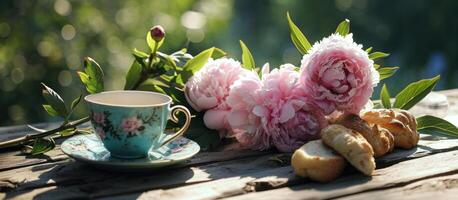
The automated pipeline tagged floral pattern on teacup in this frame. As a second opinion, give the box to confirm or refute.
[92,112,106,126]
[121,116,145,136]
[91,107,163,140]
[91,111,118,140]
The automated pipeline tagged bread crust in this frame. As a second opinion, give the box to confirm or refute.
[291,140,347,182]
[361,109,419,149]
[321,124,375,176]
[334,113,395,157]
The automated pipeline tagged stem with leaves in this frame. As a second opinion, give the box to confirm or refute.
[0,82,89,153]
[0,117,90,149]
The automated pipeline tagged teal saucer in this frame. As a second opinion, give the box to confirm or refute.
[61,134,200,171]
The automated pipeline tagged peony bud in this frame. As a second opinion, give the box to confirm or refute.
[150,25,165,42]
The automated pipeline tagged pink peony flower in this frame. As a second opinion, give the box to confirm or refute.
[272,104,327,152]
[92,112,105,125]
[185,58,255,112]
[95,127,105,140]
[185,58,257,131]
[227,64,327,152]
[300,33,379,115]
[226,68,266,149]
[121,117,143,134]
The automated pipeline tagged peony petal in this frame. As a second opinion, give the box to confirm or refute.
[195,96,217,110]
[227,110,249,128]
[203,109,229,130]
[184,88,201,111]
[279,102,295,123]
[252,105,269,118]
[261,63,270,75]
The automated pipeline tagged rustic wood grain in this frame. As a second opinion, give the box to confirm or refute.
[102,166,294,200]
[335,173,458,200]
[0,148,272,190]
[0,148,68,172]
[0,153,287,199]
[220,150,458,200]
[87,138,458,200]
[0,143,270,172]
[1,135,457,199]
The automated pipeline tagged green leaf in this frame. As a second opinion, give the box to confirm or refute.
[417,115,458,138]
[239,40,256,70]
[41,83,67,117]
[76,129,93,135]
[78,57,104,94]
[180,47,214,83]
[31,138,56,155]
[132,48,149,67]
[60,128,77,137]
[138,78,170,89]
[146,31,164,51]
[70,94,82,110]
[171,50,193,67]
[124,60,143,90]
[212,47,227,59]
[161,86,186,103]
[84,57,104,84]
[42,105,59,116]
[393,75,440,110]
[286,12,312,55]
[157,53,178,74]
[374,64,381,70]
[377,67,399,81]
[132,48,149,58]
[369,52,390,60]
[380,84,391,108]
[76,71,89,83]
[335,19,350,36]
[366,47,373,53]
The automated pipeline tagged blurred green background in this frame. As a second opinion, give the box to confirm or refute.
[0,0,457,126]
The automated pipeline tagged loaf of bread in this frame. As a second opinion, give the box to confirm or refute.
[361,109,419,149]
[321,124,376,176]
[291,140,347,182]
[334,113,394,157]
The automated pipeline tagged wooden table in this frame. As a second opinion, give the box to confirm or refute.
[2,90,458,200]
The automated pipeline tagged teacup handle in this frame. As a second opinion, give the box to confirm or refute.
[160,105,191,147]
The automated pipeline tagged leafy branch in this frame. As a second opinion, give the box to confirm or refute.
[83,27,228,150]
[0,84,89,152]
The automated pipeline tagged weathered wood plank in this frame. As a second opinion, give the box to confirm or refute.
[220,150,458,200]
[0,132,455,173]
[1,137,458,199]
[102,166,294,200]
[0,153,286,199]
[88,138,458,200]
[335,173,458,200]
[0,148,272,190]
[0,144,269,172]
[0,149,67,172]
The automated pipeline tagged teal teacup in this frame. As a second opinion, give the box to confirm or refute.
[84,91,191,159]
